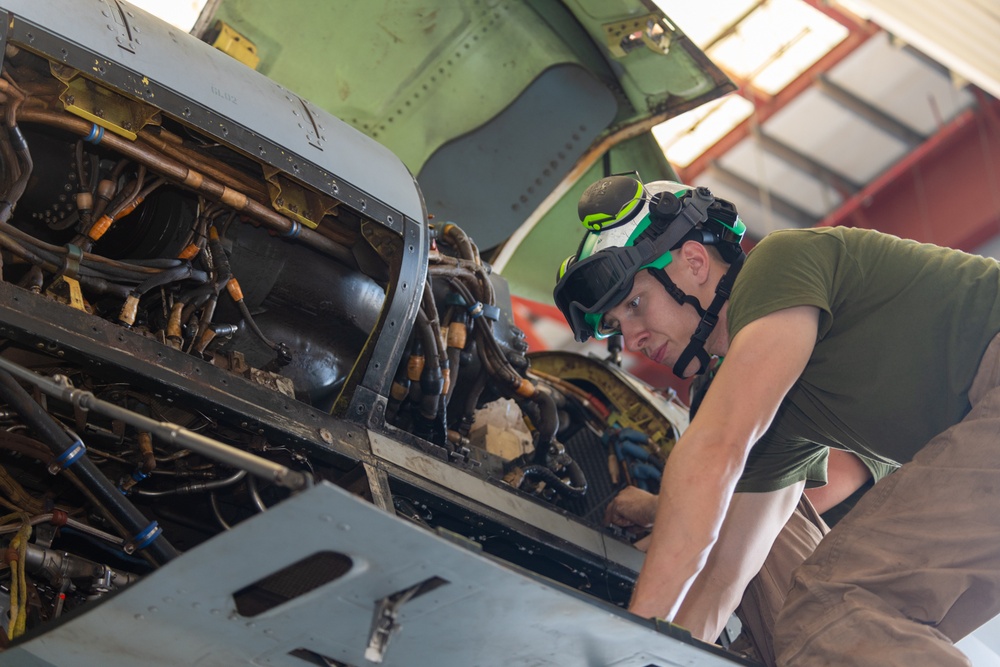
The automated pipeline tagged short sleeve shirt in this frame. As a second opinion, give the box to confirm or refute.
[727,228,1000,493]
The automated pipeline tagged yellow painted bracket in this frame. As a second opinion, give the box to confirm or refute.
[209,21,260,70]
[46,276,88,313]
[263,166,340,230]
[50,63,160,141]
[529,351,682,457]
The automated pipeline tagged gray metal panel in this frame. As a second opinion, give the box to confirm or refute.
[4,482,745,667]
[762,88,909,184]
[0,0,423,226]
[835,0,1000,100]
[369,430,646,572]
[355,214,430,401]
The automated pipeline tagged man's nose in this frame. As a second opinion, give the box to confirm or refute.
[621,322,646,352]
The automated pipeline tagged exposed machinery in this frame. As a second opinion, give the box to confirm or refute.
[0,2,747,666]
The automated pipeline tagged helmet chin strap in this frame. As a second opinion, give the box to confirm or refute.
[649,253,745,378]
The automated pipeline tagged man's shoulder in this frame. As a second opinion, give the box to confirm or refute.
[743,227,892,280]
[751,227,859,254]
[753,226,906,252]
[729,229,857,340]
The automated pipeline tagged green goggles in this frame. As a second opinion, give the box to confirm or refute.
[555,229,673,341]
[554,185,745,342]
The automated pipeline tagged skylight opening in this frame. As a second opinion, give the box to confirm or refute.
[652,94,755,167]
[707,0,849,93]
[653,0,761,47]
[652,0,850,170]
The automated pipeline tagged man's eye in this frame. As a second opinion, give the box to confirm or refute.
[628,296,640,310]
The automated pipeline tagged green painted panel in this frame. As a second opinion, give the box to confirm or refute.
[559,0,724,114]
[498,132,678,304]
[206,1,731,174]
[213,0,582,172]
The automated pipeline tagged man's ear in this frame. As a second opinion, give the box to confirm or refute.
[679,240,711,285]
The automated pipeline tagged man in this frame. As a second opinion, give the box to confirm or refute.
[607,360,892,666]
[553,175,1000,665]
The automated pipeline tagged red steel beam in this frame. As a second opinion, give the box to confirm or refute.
[799,0,871,31]
[678,16,877,184]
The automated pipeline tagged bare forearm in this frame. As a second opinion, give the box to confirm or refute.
[672,483,806,641]
[674,572,741,642]
[626,306,819,622]
[627,436,745,619]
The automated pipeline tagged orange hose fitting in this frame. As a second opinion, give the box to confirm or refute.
[447,322,467,349]
[177,243,200,260]
[406,355,425,382]
[118,294,140,326]
[225,278,244,302]
[75,191,93,211]
[515,378,536,398]
[87,214,114,241]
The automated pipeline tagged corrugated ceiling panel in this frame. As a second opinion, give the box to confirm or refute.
[836,0,1000,99]
[763,88,910,182]
[719,139,845,218]
[825,32,975,136]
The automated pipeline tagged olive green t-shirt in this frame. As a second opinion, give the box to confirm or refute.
[728,227,1000,493]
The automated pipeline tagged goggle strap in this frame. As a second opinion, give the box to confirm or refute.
[639,188,713,253]
[667,188,714,233]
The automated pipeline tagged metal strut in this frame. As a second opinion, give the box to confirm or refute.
[0,355,313,492]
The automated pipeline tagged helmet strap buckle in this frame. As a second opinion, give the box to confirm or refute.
[670,253,745,378]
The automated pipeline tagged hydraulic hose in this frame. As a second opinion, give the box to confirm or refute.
[0,371,179,565]
[413,309,443,430]
[133,263,204,296]
[528,387,559,453]
[18,109,356,268]
[133,469,247,497]
[521,463,587,498]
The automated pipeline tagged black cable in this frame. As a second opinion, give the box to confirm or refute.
[0,371,179,565]
[521,464,587,498]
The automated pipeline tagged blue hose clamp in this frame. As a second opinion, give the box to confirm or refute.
[281,220,301,238]
[127,521,162,554]
[48,439,86,474]
[84,123,105,145]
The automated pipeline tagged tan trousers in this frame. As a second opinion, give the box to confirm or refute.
[774,332,1000,666]
[734,496,828,667]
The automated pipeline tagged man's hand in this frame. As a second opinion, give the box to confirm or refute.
[604,486,658,529]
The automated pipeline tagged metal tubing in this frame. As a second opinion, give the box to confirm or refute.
[0,370,180,565]
[0,356,312,493]
[18,109,357,268]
